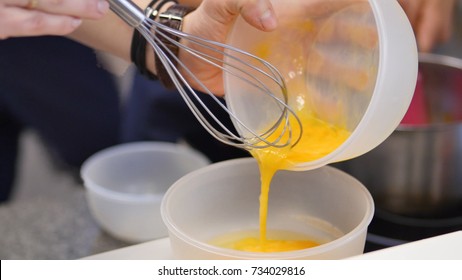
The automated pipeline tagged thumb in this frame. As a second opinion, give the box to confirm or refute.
[237,0,278,31]
[203,0,278,31]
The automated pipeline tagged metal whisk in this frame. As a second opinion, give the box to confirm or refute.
[108,0,302,149]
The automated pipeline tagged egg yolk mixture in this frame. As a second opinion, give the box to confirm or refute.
[209,229,319,253]
[211,19,351,252]
[212,111,350,253]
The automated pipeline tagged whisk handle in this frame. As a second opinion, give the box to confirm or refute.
[108,0,146,28]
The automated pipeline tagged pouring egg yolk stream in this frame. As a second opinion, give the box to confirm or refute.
[212,111,350,253]
[254,112,350,252]
[213,19,351,252]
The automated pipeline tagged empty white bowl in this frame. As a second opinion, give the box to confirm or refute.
[81,142,210,243]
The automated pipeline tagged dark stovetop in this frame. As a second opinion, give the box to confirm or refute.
[364,208,462,252]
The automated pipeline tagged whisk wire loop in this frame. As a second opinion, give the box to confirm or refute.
[109,0,303,149]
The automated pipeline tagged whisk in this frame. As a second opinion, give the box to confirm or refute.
[108,0,302,149]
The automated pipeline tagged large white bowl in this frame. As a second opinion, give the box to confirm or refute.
[224,0,418,170]
[161,158,374,259]
[81,142,210,243]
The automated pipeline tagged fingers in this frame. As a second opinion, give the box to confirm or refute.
[416,0,455,52]
[415,10,440,53]
[399,0,456,52]
[0,5,82,39]
[398,0,419,26]
[2,0,109,19]
[0,0,109,39]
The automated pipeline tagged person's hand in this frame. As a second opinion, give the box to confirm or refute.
[398,0,456,52]
[181,0,278,95]
[0,0,110,39]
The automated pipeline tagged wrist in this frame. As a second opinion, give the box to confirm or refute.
[130,0,178,80]
[146,0,178,77]
[154,3,195,88]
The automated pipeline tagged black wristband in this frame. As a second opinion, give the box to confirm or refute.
[155,4,195,89]
[130,0,177,80]
[145,0,172,19]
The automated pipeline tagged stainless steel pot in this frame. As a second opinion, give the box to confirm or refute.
[333,53,462,218]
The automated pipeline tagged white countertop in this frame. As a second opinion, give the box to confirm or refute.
[85,230,462,260]
[350,231,462,259]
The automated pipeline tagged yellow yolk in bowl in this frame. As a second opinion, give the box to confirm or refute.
[210,229,320,253]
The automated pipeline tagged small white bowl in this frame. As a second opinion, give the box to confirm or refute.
[81,142,210,243]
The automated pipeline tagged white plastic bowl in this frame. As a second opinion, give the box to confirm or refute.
[81,142,210,243]
[161,158,374,259]
[224,0,418,170]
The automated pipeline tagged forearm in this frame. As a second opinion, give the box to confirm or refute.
[69,0,277,93]
[69,0,152,63]
[69,0,198,76]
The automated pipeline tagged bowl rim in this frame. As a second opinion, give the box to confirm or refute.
[80,141,210,202]
[161,157,375,259]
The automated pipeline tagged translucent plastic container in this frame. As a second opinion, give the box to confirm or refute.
[224,0,418,170]
[161,158,374,259]
[81,142,210,243]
